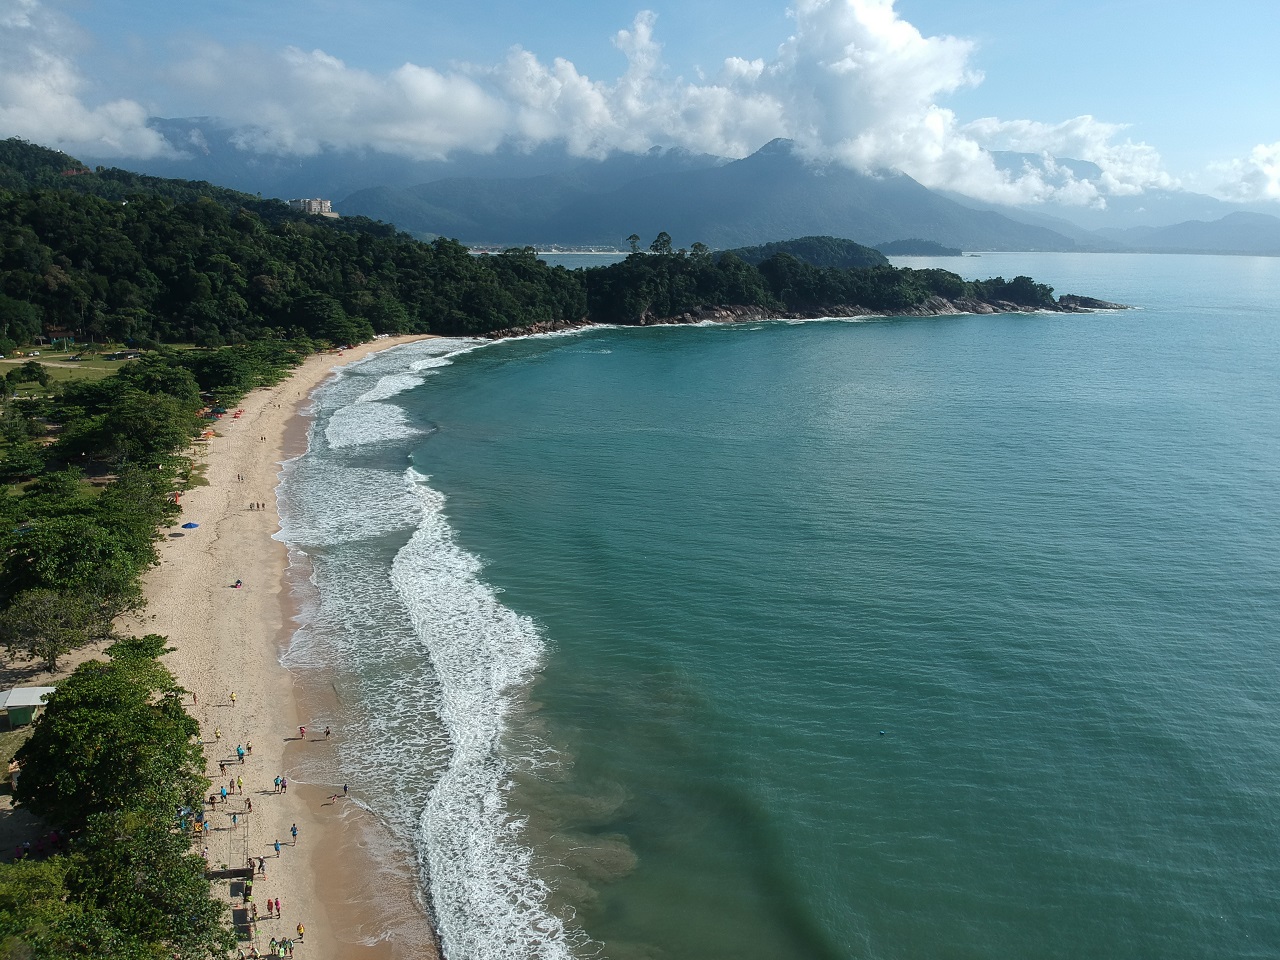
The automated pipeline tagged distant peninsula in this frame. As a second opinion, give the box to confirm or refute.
[0,139,1126,350]
[875,238,964,256]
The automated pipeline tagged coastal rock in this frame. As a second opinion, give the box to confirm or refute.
[482,318,592,339]
[1057,294,1130,311]
[483,294,1131,340]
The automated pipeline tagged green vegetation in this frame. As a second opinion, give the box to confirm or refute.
[583,246,1056,323]
[1,138,1061,349]
[875,238,964,256]
[720,235,889,269]
[0,338,308,957]
[0,637,230,960]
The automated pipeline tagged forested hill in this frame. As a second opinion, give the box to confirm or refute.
[2,138,289,225]
[719,236,887,269]
[0,138,589,346]
[0,138,1093,350]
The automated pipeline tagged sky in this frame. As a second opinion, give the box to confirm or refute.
[2,0,1278,207]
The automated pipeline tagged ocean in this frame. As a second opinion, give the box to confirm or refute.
[276,252,1280,960]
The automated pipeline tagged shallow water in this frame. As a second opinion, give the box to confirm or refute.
[279,253,1280,960]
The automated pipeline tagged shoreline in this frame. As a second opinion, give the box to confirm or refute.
[127,335,442,960]
[483,294,1130,339]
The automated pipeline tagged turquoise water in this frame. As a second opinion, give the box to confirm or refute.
[280,254,1280,960]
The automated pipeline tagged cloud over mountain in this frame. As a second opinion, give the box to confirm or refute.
[0,0,1221,207]
[1210,142,1280,202]
[0,0,170,158]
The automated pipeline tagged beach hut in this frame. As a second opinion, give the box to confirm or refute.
[0,686,55,729]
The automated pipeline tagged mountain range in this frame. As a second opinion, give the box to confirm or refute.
[77,119,1280,255]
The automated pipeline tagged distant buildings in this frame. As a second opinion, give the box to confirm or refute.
[287,198,339,218]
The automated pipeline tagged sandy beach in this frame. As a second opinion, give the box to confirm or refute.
[126,336,441,960]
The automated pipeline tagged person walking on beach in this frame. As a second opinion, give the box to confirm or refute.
[324,726,331,739]
[230,691,237,708]
[299,725,306,740]
[214,727,222,741]
[297,922,305,940]
[245,797,252,814]
[237,775,243,795]
[219,760,227,776]
[274,839,281,857]
[281,777,288,793]
[290,823,297,843]
[274,775,281,793]
[246,740,253,755]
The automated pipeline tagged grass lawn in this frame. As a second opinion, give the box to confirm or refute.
[1,351,142,397]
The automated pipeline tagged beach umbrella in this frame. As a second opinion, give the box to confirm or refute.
[181,522,199,529]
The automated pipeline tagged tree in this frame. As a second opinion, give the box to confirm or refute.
[649,231,673,256]
[69,809,233,958]
[14,635,204,827]
[0,293,42,345]
[19,361,50,388]
[626,234,641,254]
[0,856,158,960]
[0,439,45,482]
[0,588,115,671]
[0,632,231,959]
[4,516,142,598]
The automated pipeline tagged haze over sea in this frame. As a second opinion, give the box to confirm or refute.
[277,253,1280,960]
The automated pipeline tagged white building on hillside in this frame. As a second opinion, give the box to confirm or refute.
[288,198,338,217]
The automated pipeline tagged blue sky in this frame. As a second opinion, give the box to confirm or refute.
[3,0,1278,204]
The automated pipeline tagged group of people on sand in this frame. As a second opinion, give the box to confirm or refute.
[201,688,313,956]
[238,924,303,959]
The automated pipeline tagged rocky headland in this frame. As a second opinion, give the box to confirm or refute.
[486,294,1130,340]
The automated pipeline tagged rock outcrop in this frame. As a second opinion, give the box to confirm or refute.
[484,294,1129,340]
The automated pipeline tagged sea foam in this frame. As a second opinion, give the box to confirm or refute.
[276,335,583,960]
[394,476,579,960]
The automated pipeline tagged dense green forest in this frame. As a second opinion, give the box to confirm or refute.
[719,235,889,269]
[0,138,1059,353]
[875,238,964,256]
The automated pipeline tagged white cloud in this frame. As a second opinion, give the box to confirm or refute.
[1207,142,1280,202]
[2,0,1181,206]
[0,0,171,158]
[962,116,1176,197]
[169,43,510,159]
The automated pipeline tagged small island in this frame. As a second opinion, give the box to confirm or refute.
[875,238,964,256]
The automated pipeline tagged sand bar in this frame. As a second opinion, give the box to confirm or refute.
[128,335,441,960]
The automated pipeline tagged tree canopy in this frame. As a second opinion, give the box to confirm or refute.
[0,636,231,960]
